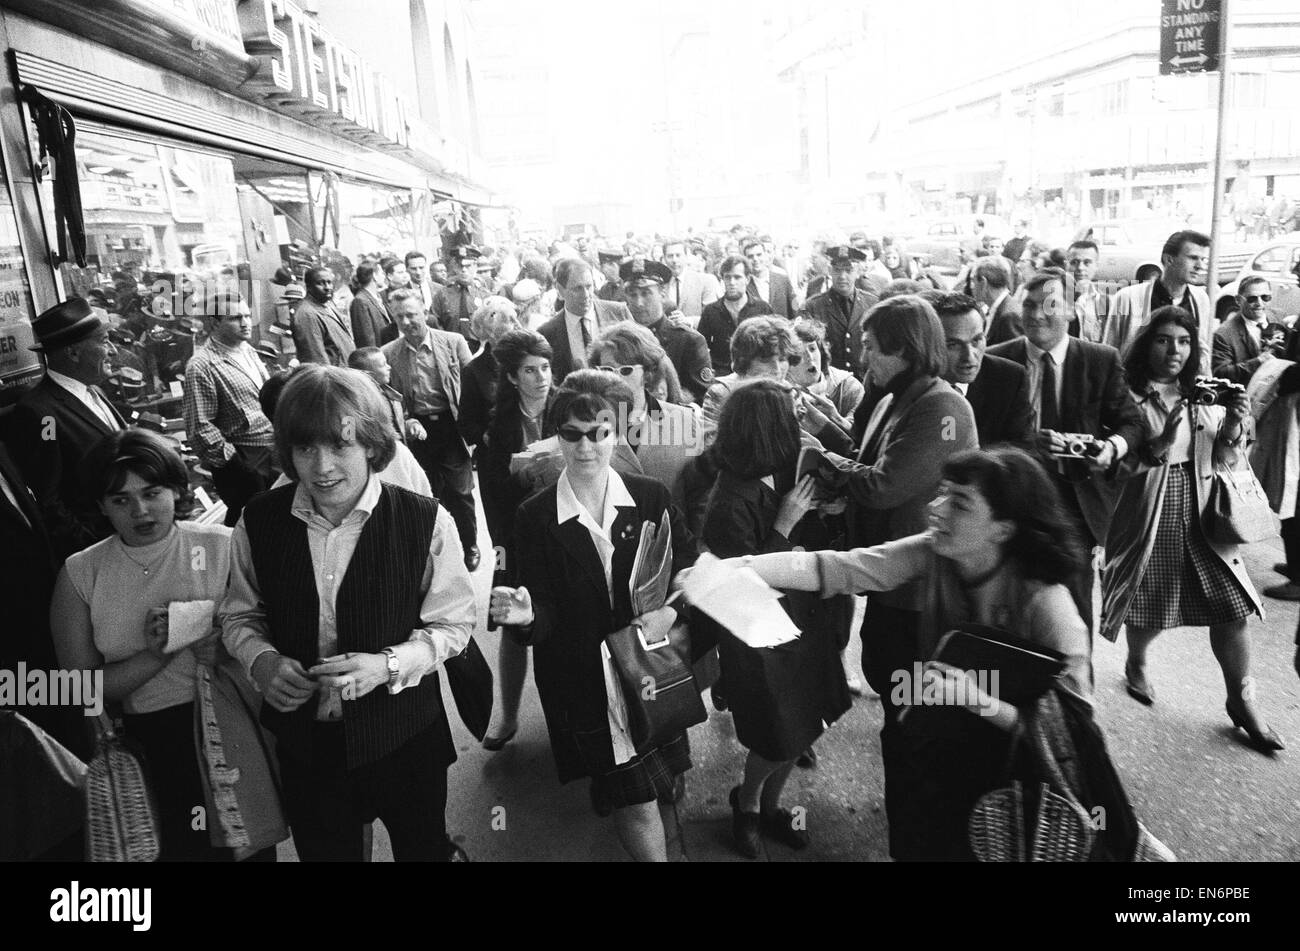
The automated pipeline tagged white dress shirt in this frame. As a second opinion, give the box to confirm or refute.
[564,308,595,369]
[221,473,474,720]
[752,273,771,303]
[555,468,638,765]
[1025,335,1128,459]
[47,368,122,430]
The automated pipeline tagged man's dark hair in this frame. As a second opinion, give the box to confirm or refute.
[404,250,427,268]
[1021,267,1068,298]
[381,256,403,276]
[923,291,982,322]
[354,262,377,287]
[1238,274,1270,296]
[347,347,383,370]
[1161,229,1210,261]
[718,255,749,277]
[971,255,1012,290]
[741,236,765,255]
[554,257,593,290]
[1067,239,1099,257]
[861,295,948,378]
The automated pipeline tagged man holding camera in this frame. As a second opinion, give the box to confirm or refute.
[1212,276,1277,385]
[988,269,1143,643]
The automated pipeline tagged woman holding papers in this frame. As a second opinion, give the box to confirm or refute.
[489,385,696,862]
[1103,307,1280,753]
[693,446,1094,860]
[701,380,852,858]
[50,429,271,860]
[478,330,555,750]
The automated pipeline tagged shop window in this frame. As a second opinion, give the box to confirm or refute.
[0,154,38,401]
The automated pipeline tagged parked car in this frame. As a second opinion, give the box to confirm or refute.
[1074,219,1252,287]
[1218,235,1300,321]
[902,214,1009,275]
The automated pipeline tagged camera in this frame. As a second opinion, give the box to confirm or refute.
[1056,433,1104,457]
[1192,376,1246,406]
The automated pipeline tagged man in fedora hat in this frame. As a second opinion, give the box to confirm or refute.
[2,298,124,561]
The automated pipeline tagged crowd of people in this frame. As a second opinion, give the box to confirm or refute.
[3,218,1299,863]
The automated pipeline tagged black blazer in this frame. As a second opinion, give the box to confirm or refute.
[986,336,1143,544]
[510,473,693,782]
[986,294,1022,346]
[0,444,86,755]
[349,288,392,349]
[457,347,498,449]
[965,353,1034,448]
[536,299,634,381]
[749,271,796,318]
[2,375,123,561]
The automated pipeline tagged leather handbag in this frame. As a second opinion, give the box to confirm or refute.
[606,606,707,755]
[1203,463,1280,545]
[444,637,494,742]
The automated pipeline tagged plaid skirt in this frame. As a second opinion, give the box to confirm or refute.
[1126,464,1254,629]
[589,733,692,813]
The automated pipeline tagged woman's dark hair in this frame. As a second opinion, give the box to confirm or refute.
[83,427,193,516]
[1121,305,1202,393]
[487,330,554,454]
[274,364,397,481]
[861,295,948,378]
[940,446,1086,585]
[546,369,632,431]
[714,379,801,480]
[589,322,666,390]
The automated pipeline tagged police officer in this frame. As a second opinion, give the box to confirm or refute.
[800,245,878,375]
[596,248,626,302]
[431,244,488,343]
[620,257,712,404]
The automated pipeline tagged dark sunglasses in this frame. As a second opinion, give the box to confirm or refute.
[1243,294,1272,303]
[558,424,613,443]
[595,365,639,377]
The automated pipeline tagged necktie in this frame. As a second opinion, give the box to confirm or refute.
[1040,353,1059,431]
[89,385,121,430]
[672,278,680,308]
[580,316,591,349]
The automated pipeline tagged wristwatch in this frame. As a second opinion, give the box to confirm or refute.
[382,647,400,690]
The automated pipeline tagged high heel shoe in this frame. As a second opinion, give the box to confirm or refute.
[1124,659,1155,706]
[1225,678,1285,754]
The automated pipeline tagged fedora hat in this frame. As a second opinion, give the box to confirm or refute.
[29,297,105,351]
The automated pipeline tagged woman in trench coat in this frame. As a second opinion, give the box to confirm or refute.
[1102,306,1282,754]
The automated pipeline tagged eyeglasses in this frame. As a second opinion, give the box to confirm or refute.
[596,364,640,377]
[1243,294,1272,303]
[557,424,613,443]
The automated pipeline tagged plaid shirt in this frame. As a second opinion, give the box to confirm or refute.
[182,340,274,469]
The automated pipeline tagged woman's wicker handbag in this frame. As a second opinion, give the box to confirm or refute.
[85,713,160,862]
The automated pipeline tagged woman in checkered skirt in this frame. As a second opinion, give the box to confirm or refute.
[1102,306,1283,754]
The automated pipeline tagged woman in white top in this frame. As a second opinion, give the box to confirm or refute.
[50,428,244,860]
[1103,306,1280,753]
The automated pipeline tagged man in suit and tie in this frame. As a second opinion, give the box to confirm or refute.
[1212,275,1275,385]
[661,238,720,321]
[925,291,1033,447]
[349,261,395,347]
[971,255,1021,345]
[183,291,276,526]
[292,266,356,366]
[1104,230,1213,372]
[800,245,879,374]
[988,269,1144,642]
[743,237,796,318]
[3,298,124,561]
[0,441,88,758]
[382,289,481,570]
[538,258,634,381]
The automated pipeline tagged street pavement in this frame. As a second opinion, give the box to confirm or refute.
[283,487,1300,863]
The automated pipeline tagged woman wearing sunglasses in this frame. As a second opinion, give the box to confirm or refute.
[588,322,701,516]
[489,383,696,862]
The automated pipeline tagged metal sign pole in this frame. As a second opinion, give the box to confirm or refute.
[1206,0,1232,294]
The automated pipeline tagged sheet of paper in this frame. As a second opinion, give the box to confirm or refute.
[682,552,800,648]
[166,599,216,653]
